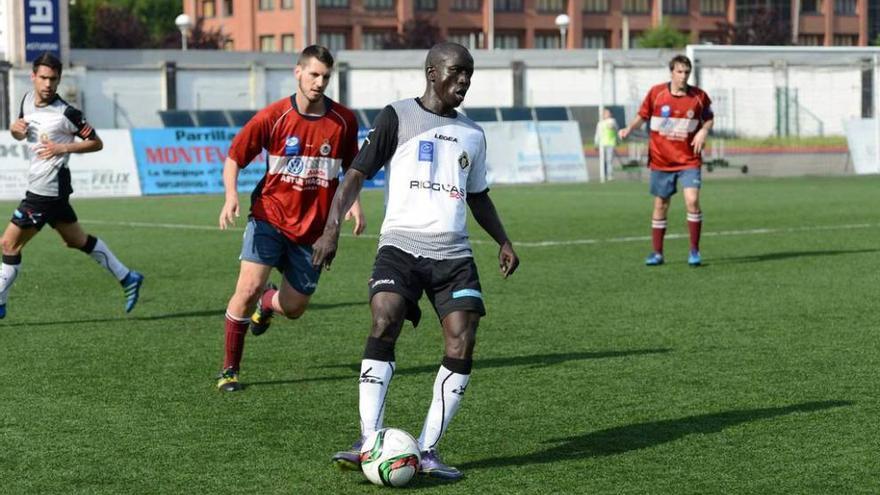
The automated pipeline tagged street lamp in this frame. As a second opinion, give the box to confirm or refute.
[554,14,570,49]
[175,14,193,50]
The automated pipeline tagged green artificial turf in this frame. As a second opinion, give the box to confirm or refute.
[1,175,878,494]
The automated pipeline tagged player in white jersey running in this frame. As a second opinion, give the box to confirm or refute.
[313,42,519,481]
[1,52,143,318]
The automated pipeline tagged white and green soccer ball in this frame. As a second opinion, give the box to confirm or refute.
[360,428,421,487]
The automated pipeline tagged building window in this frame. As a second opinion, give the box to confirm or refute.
[700,0,724,15]
[494,32,521,48]
[534,31,561,49]
[282,34,296,52]
[282,0,294,8]
[319,31,347,52]
[835,0,855,15]
[583,0,609,12]
[451,0,481,11]
[582,31,607,48]
[202,0,216,17]
[447,30,483,49]
[798,34,823,45]
[663,0,688,14]
[224,38,234,50]
[259,35,276,52]
[833,34,858,45]
[258,0,273,10]
[416,0,437,10]
[317,0,348,7]
[623,0,650,14]
[495,0,523,11]
[800,0,819,12]
[362,30,394,49]
[364,0,394,9]
[222,0,233,15]
[536,0,565,12]
[698,31,722,44]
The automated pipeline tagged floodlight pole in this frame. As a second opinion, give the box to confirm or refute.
[554,14,570,50]
[175,14,193,51]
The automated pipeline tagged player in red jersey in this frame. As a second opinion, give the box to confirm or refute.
[215,45,365,392]
[619,55,714,267]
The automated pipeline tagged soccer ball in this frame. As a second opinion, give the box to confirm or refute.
[359,428,421,487]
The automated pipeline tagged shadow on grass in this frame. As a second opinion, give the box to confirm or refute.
[0,301,364,328]
[247,349,672,387]
[711,249,879,265]
[459,400,853,470]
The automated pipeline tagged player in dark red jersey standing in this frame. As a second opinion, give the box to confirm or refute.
[215,45,364,392]
[619,55,714,267]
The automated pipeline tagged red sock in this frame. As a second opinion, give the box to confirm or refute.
[687,212,703,251]
[223,313,249,371]
[260,287,278,312]
[651,219,667,254]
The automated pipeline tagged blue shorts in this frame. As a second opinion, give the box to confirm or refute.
[649,168,702,199]
[239,219,320,295]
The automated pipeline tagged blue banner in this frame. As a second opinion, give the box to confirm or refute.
[24,0,61,62]
[132,128,266,195]
[132,127,384,196]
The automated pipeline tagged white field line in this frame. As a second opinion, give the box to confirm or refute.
[80,219,880,248]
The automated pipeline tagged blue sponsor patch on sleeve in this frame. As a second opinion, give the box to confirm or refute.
[452,288,482,300]
[418,140,434,162]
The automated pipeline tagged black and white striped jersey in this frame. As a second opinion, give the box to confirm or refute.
[352,98,488,260]
[18,91,97,197]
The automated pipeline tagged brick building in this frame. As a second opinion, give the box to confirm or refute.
[185,0,874,52]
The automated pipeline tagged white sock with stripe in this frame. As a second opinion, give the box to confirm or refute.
[84,237,130,281]
[418,363,471,451]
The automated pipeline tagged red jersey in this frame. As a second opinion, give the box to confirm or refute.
[637,83,713,171]
[228,96,359,244]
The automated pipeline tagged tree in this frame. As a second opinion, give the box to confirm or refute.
[91,4,149,49]
[382,19,442,49]
[636,21,690,49]
[69,0,188,49]
[716,7,792,45]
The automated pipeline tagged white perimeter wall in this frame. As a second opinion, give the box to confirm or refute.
[6,55,865,137]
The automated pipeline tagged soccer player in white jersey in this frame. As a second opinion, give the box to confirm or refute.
[1,52,143,318]
[313,42,520,481]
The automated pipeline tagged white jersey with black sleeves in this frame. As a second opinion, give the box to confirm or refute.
[352,98,488,260]
[18,91,97,197]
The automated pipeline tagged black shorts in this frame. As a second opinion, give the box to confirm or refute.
[10,192,78,230]
[369,246,486,327]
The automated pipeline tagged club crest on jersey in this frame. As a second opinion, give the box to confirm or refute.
[320,139,332,156]
[418,140,434,162]
[286,156,304,175]
[284,136,301,156]
[458,151,470,170]
[660,105,671,118]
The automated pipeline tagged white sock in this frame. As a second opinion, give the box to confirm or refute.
[418,365,470,451]
[88,238,130,281]
[0,262,21,305]
[359,359,395,438]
